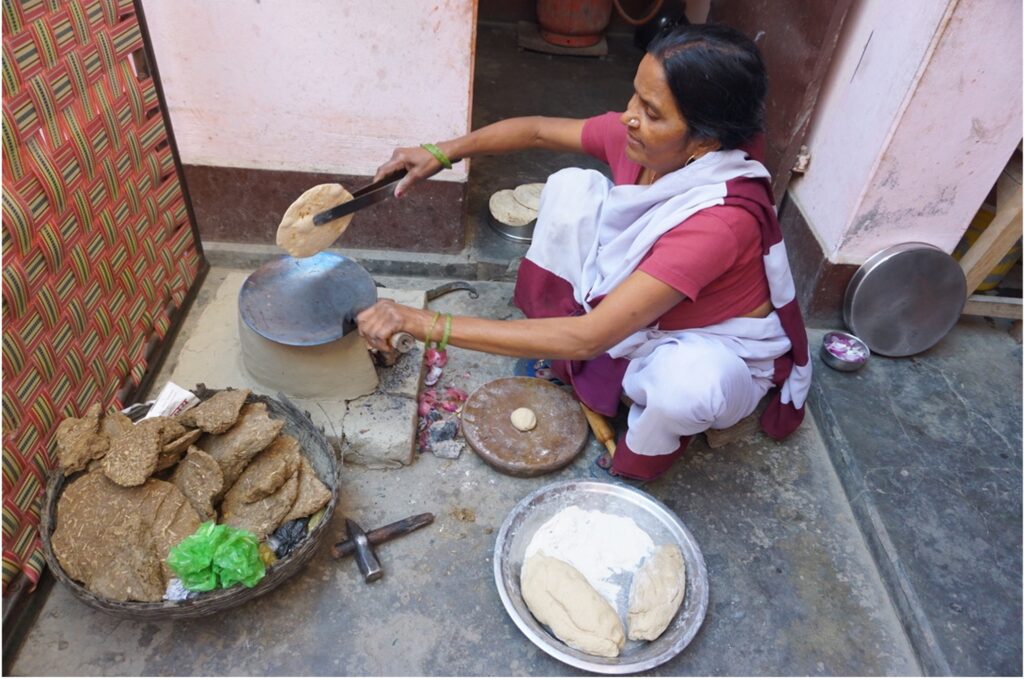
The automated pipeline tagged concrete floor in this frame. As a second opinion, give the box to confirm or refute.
[8,22,1022,677]
[808,319,1023,676]
[12,273,919,676]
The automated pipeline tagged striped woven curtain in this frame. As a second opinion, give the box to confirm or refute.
[2,0,204,589]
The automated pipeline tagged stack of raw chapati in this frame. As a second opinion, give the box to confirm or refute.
[50,389,331,602]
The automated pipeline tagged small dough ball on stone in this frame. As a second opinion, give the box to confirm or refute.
[627,544,686,641]
[510,407,537,432]
[521,553,625,658]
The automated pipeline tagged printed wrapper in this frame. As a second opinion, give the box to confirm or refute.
[142,382,200,419]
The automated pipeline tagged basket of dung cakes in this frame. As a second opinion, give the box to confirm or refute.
[39,385,337,619]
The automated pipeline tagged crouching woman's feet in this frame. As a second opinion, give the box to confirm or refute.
[608,434,692,482]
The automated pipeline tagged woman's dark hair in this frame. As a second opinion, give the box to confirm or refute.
[647,23,767,150]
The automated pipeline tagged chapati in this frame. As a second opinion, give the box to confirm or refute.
[277,183,354,258]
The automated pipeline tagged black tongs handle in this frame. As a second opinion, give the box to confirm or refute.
[351,168,408,198]
[312,169,407,226]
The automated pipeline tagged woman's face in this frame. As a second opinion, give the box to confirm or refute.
[620,54,716,174]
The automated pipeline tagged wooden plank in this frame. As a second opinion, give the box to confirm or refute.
[962,295,1023,319]
[960,170,1023,295]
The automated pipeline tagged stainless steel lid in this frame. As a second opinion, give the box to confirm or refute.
[238,253,378,346]
[843,242,966,357]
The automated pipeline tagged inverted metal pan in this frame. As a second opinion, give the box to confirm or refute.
[238,252,378,347]
[843,242,966,357]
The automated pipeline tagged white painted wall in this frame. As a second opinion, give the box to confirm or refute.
[789,0,1022,264]
[140,0,477,181]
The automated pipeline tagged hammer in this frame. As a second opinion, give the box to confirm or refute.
[333,513,434,582]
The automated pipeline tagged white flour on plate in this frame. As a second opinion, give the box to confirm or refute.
[525,506,654,605]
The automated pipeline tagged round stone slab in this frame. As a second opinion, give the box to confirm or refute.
[460,377,588,477]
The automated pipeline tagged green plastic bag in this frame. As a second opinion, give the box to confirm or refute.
[167,521,266,591]
[214,529,265,588]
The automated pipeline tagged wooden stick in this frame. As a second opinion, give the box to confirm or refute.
[960,171,1022,296]
[962,295,1023,320]
[580,403,616,457]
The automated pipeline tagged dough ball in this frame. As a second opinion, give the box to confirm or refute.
[627,544,686,641]
[521,553,625,658]
[277,183,354,258]
[510,407,537,432]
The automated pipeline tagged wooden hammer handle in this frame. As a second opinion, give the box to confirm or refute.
[388,331,416,353]
[580,403,616,457]
[332,512,435,559]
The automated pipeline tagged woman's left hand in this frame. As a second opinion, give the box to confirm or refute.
[356,299,415,353]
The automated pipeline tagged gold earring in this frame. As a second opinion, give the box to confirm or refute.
[685,154,698,167]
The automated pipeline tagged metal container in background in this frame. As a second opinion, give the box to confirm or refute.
[843,242,967,357]
[488,210,536,244]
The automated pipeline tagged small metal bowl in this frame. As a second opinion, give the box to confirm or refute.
[821,331,871,372]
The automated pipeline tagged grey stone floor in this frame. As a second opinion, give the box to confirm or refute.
[11,273,919,676]
[808,319,1023,676]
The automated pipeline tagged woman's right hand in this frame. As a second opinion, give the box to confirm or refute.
[356,299,422,354]
[374,145,445,198]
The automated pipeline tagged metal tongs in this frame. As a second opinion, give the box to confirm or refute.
[312,169,408,226]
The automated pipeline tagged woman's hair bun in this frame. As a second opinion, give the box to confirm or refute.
[647,23,767,150]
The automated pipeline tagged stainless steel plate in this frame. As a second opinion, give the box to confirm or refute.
[843,242,966,357]
[493,480,708,674]
[238,252,378,347]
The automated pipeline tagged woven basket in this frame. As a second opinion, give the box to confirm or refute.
[39,388,338,620]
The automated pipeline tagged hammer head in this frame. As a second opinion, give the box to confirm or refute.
[346,519,383,583]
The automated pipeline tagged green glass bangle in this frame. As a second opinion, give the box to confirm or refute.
[420,143,453,170]
[424,311,441,347]
[438,313,453,351]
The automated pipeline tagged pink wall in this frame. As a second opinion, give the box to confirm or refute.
[140,0,477,182]
[789,0,1022,264]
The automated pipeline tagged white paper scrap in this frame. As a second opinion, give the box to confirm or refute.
[143,382,199,419]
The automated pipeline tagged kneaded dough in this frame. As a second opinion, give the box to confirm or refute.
[277,183,354,258]
[521,553,625,658]
[510,407,537,432]
[627,544,686,641]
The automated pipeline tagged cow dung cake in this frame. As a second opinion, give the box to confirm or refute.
[49,391,332,602]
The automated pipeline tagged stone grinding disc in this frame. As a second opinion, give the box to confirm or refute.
[460,377,588,477]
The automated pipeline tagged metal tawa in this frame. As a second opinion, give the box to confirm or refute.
[238,252,378,346]
[460,377,588,477]
[843,242,967,357]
